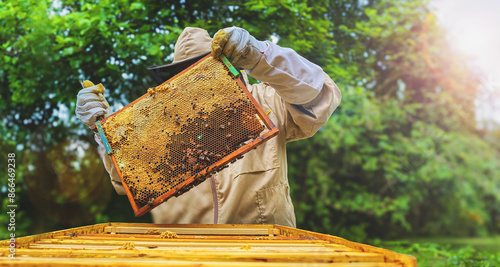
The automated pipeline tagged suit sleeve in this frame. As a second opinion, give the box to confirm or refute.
[94,133,127,195]
[247,41,341,142]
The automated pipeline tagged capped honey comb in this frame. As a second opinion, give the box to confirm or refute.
[96,54,278,216]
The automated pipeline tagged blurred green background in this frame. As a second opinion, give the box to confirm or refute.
[1,0,499,265]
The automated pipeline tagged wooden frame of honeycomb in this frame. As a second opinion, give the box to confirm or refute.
[93,54,279,216]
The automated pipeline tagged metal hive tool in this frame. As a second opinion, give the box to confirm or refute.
[94,54,279,216]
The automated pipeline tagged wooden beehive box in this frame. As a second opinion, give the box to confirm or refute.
[0,223,416,266]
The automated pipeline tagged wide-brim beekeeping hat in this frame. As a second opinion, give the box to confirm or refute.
[147,27,212,84]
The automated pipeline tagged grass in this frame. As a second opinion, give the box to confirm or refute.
[370,236,500,267]
[407,236,500,253]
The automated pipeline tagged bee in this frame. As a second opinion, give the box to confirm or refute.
[179,183,187,191]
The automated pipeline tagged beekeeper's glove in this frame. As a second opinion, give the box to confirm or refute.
[76,80,111,127]
[211,26,266,71]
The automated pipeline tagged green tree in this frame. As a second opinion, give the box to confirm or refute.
[1,0,498,241]
[287,0,500,239]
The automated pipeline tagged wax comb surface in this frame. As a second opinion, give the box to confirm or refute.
[97,54,278,216]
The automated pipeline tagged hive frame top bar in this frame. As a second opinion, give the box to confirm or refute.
[95,53,279,216]
[0,222,417,267]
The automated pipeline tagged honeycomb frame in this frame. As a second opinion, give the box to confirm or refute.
[93,54,279,216]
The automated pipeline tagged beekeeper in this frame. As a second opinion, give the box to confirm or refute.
[76,27,341,227]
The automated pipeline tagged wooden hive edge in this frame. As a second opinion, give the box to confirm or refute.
[0,223,416,267]
[0,223,112,249]
[273,225,417,267]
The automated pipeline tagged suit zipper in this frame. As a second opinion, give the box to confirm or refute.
[209,176,218,224]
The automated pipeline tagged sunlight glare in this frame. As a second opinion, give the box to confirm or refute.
[452,22,489,59]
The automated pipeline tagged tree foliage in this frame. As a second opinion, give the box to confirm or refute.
[1,0,499,239]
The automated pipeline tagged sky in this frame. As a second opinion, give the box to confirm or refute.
[432,0,500,127]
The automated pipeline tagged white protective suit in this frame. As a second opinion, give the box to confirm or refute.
[95,27,341,227]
